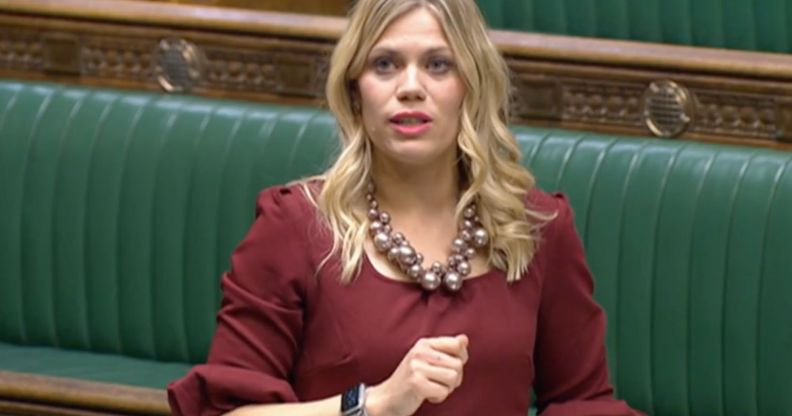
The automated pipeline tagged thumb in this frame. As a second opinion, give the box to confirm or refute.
[456,334,469,348]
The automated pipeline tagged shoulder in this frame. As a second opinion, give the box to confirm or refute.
[253,180,329,257]
[254,180,321,222]
[523,188,593,294]
[524,186,578,251]
[525,186,572,225]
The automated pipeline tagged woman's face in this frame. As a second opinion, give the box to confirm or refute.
[357,6,466,168]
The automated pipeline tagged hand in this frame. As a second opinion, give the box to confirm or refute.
[365,334,469,416]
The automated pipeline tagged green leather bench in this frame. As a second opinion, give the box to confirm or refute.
[476,0,792,53]
[1,79,791,415]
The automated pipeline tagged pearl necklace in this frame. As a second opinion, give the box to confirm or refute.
[366,184,489,292]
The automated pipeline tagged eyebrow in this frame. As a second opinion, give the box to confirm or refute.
[368,46,452,56]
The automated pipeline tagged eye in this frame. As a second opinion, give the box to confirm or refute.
[427,57,454,74]
[372,56,396,73]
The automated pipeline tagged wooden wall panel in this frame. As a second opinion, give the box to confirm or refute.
[134,0,351,16]
[0,371,168,416]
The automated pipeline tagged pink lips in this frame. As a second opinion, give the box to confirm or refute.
[389,111,432,137]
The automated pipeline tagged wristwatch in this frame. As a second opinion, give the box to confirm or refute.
[340,383,368,416]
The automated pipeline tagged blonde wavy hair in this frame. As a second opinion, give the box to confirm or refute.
[303,0,551,283]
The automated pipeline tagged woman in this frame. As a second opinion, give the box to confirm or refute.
[168,0,643,415]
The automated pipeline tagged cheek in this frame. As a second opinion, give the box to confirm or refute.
[357,75,387,107]
[357,76,385,134]
[438,82,465,147]
[435,81,465,125]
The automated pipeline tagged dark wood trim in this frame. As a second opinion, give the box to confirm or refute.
[2,0,792,150]
[493,32,792,83]
[0,371,169,416]
[0,0,347,40]
[0,399,116,416]
[134,0,352,16]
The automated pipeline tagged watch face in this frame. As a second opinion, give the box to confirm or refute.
[341,384,362,411]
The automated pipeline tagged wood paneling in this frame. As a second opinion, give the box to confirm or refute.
[135,0,351,16]
[0,371,168,415]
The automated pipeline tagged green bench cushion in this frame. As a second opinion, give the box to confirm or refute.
[0,341,189,389]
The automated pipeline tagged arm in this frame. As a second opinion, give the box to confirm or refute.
[168,187,314,416]
[224,395,341,416]
[533,194,643,416]
[226,334,471,416]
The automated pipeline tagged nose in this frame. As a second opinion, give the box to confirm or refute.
[396,65,426,102]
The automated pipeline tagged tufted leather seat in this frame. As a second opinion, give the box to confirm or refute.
[1,80,791,414]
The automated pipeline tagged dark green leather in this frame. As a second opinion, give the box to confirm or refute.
[521,130,792,415]
[477,0,792,53]
[0,341,188,388]
[1,80,791,414]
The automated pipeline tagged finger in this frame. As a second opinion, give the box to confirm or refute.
[418,378,452,404]
[426,336,466,355]
[454,334,469,363]
[456,334,469,348]
[411,359,463,390]
[416,349,464,371]
[427,338,469,364]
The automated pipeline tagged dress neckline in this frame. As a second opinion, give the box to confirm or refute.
[361,251,502,289]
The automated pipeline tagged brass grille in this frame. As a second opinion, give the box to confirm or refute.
[643,80,694,138]
[155,38,203,93]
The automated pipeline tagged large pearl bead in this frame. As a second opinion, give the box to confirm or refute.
[398,245,417,266]
[368,209,379,220]
[387,246,401,262]
[392,232,405,245]
[463,206,476,219]
[369,221,383,236]
[444,272,463,291]
[421,271,442,290]
[452,238,467,254]
[373,232,392,252]
[456,261,471,276]
[464,247,476,259]
[408,264,423,279]
[472,228,489,247]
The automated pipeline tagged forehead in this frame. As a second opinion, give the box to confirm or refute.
[371,7,451,51]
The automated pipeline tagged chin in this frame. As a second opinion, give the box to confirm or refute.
[379,142,455,167]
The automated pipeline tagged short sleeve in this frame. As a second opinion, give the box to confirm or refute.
[533,194,643,416]
[168,186,313,416]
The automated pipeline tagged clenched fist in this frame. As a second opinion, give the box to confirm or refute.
[365,334,469,416]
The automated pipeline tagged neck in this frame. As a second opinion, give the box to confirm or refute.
[371,157,460,216]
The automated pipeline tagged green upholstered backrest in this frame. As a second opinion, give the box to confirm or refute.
[0,80,337,365]
[1,80,791,415]
[520,130,792,415]
[476,0,792,53]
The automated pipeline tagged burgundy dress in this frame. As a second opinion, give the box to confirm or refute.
[167,184,642,416]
